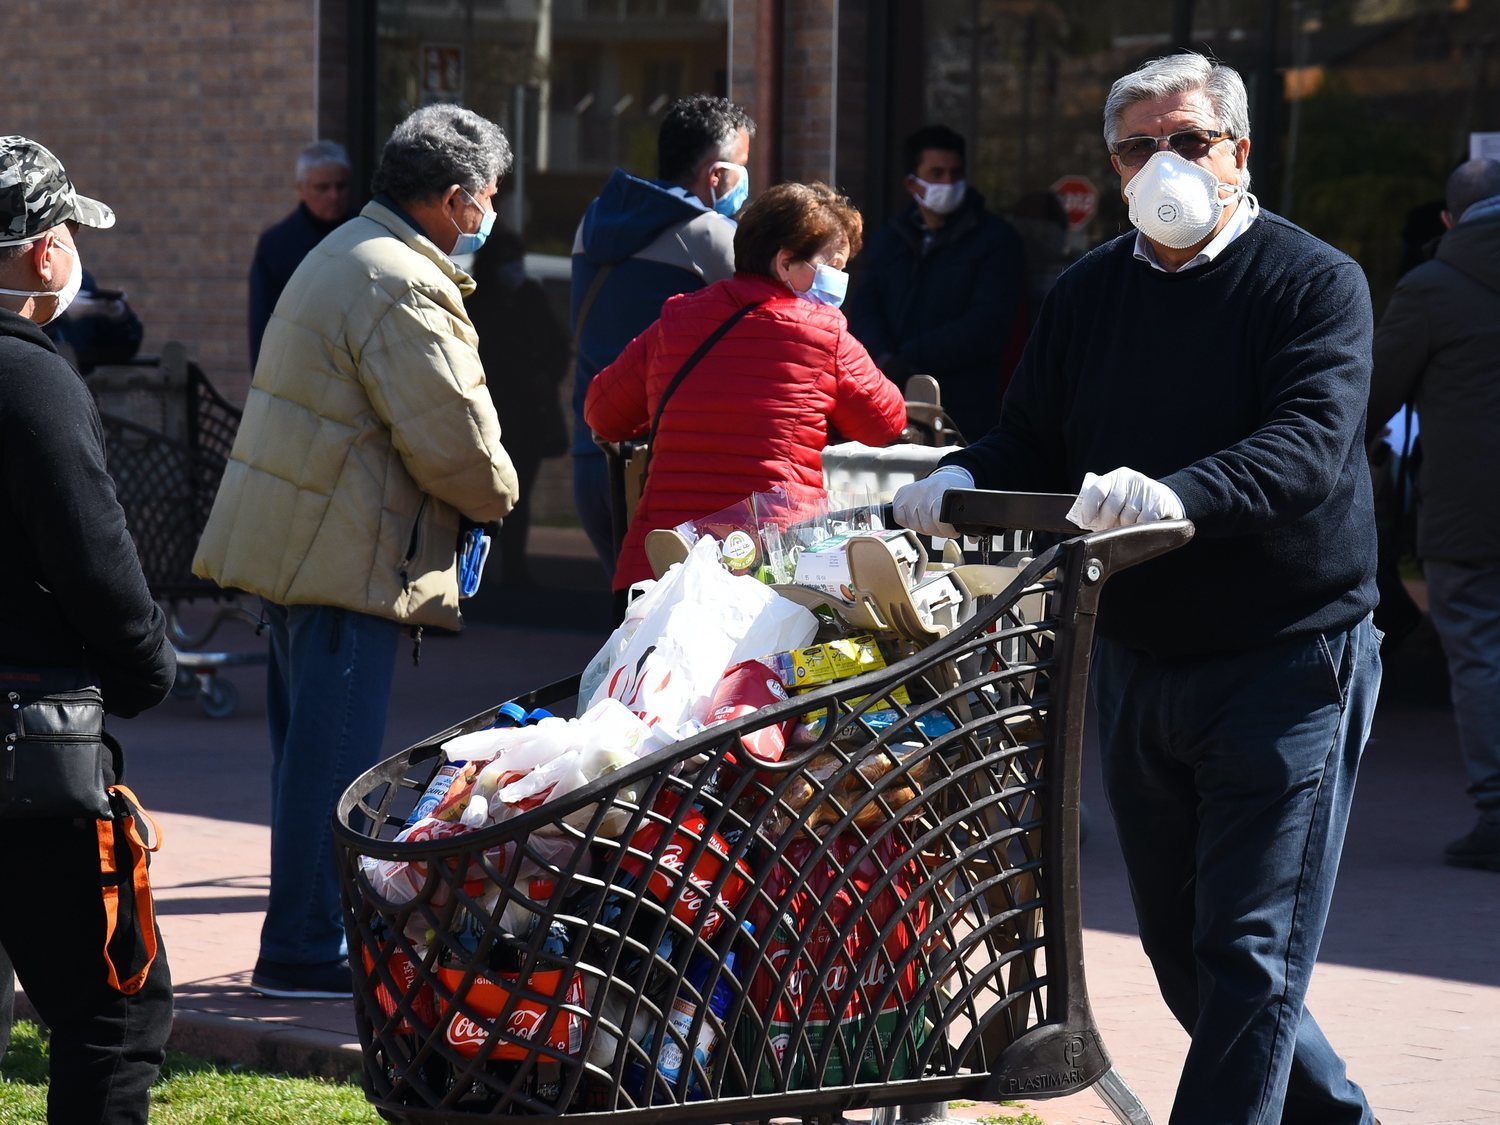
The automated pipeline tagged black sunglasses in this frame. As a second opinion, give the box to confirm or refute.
[1110,129,1233,168]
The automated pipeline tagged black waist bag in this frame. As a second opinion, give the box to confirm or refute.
[0,666,119,820]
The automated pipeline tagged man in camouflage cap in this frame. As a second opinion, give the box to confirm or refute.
[0,136,176,1123]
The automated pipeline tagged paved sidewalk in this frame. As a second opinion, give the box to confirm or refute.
[17,547,1500,1123]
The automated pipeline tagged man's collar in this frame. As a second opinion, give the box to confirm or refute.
[1459,193,1500,225]
[1133,193,1260,273]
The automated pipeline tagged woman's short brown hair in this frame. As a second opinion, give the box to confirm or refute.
[733,181,864,279]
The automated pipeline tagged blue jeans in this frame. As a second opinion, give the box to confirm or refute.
[260,601,401,966]
[573,450,618,581]
[1423,560,1500,821]
[1091,616,1381,1125]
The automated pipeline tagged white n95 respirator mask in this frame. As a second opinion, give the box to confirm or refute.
[1124,150,1242,249]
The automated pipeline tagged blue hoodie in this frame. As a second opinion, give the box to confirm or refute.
[569,169,737,456]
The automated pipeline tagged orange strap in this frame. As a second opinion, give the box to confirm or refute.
[96,784,163,995]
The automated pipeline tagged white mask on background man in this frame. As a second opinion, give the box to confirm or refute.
[912,177,966,215]
[0,237,82,324]
[1124,151,1243,249]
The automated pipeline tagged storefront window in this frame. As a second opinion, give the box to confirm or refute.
[917,0,1499,308]
[374,0,729,255]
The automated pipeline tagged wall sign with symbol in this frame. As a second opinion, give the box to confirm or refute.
[1050,175,1099,231]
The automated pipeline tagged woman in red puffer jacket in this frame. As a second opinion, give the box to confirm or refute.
[585,181,907,592]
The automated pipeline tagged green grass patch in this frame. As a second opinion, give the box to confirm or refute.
[0,1020,379,1124]
[976,1111,1046,1125]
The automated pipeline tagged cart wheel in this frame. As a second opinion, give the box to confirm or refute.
[200,677,239,720]
[171,667,199,700]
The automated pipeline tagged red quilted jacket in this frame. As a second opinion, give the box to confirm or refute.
[585,273,906,590]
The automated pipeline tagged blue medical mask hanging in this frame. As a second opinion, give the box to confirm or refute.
[711,162,750,217]
[795,262,848,308]
[449,189,495,257]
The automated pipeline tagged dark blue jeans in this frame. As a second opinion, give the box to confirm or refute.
[572,450,618,581]
[1423,560,1500,822]
[1091,616,1381,1125]
[261,601,401,966]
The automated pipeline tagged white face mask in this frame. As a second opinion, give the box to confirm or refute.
[912,176,966,216]
[0,237,82,325]
[1124,150,1243,249]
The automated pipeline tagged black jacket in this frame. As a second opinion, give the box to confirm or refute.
[248,203,345,368]
[846,189,1025,439]
[0,309,174,716]
[1369,211,1500,562]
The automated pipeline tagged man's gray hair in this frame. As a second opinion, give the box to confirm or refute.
[1104,53,1252,188]
[1447,159,1500,222]
[296,140,350,183]
[370,105,513,205]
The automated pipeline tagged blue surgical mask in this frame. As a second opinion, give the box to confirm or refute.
[711,162,749,217]
[797,262,848,308]
[450,189,495,257]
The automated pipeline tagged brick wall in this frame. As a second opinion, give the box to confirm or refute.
[2,1,320,404]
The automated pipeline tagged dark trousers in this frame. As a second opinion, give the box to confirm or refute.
[1091,616,1381,1125]
[0,815,173,1123]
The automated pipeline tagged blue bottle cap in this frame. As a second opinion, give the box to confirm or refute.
[524,707,555,724]
[494,701,527,727]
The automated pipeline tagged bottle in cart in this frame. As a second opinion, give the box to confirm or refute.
[626,923,745,1102]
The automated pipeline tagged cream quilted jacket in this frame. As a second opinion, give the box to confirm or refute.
[193,199,518,630]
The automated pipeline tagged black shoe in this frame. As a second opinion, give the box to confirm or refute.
[1442,818,1500,871]
[251,957,352,999]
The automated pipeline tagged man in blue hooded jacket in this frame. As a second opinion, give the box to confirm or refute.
[569,94,754,579]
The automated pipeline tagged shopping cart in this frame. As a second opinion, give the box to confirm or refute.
[90,342,265,718]
[334,490,1193,1125]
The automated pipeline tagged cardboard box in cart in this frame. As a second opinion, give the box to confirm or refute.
[792,528,924,600]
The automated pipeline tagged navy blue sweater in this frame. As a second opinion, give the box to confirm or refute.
[946,212,1379,660]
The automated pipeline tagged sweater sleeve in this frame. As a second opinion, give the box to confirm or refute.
[6,368,174,717]
[357,284,518,524]
[1367,270,1432,447]
[828,322,907,445]
[1161,261,1374,537]
[584,318,658,442]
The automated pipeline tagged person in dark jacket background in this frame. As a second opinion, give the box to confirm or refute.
[570,94,754,579]
[247,139,352,368]
[895,55,1382,1125]
[466,226,571,588]
[846,124,1025,441]
[0,135,176,1124]
[1368,158,1500,871]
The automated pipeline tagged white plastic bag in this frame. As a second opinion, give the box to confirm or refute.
[582,536,817,744]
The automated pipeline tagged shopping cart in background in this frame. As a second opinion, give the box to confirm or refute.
[334,490,1191,1125]
[89,342,265,718]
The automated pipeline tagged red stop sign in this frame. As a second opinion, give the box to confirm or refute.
[1051,175,1098,230]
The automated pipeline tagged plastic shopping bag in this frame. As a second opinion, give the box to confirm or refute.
[582,536,818,746]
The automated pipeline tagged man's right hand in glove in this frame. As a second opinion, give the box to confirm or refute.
[892,465,976,539]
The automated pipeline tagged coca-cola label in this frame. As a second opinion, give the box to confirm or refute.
[618,794,751,940]
[739,834,933,1090]
[364,945,436,1033]
[437,966,587,1060]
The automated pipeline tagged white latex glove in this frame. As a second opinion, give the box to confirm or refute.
[1067,467,1185,531]
[892,465,975,539]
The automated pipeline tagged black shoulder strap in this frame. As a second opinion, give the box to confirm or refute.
[571,263,615,355]
[646,300,764,453]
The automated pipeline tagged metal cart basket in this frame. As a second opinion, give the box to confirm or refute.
[91,343,265,717]
[335,491,1192,1125]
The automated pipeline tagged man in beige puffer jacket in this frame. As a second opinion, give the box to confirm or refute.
[194,105,518,999]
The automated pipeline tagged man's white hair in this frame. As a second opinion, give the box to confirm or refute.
[295,140,350,184]
[1104,53,1252,190]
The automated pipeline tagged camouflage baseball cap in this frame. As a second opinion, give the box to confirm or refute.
[0,136,114,246]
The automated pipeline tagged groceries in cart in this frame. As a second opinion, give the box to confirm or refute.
[345,488,1075,1117]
